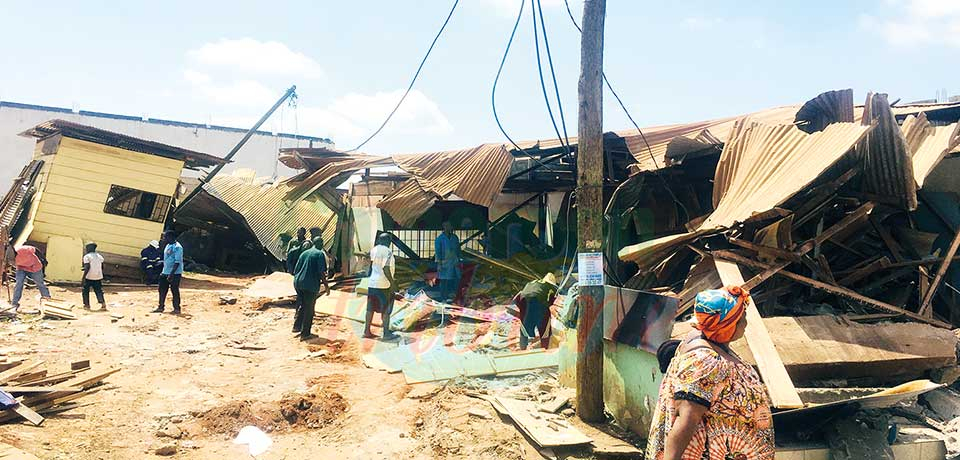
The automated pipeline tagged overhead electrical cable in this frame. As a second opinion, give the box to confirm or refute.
[492,0,561,173]
[349,0,460,152]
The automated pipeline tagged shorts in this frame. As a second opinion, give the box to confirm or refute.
[367,287,395,314]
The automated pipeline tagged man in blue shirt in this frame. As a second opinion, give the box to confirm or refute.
[434,221,461,303]
[153,230,184,314]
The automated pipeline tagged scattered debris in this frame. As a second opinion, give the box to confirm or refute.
[233,425,272,457]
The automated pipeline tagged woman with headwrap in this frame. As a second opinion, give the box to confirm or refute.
[646,286,774,460]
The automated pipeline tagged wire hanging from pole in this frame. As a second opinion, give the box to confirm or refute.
[562,0,689,220]
[492,0,560,173]
[535,0,571,147]
[348,0,459,152]
[531,0,571,159]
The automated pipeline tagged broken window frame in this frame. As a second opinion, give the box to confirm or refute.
[103,184,172,223]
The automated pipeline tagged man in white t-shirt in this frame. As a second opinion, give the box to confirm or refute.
[81,242,106,311]
[363,233,397,340]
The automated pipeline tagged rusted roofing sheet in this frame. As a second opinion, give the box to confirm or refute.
[859,93,918,210]
[285,156,393,203]
[203,175,339,259]
[795,89,855,134]
[380,144,514,226]
[278,147,382,171]
[704,120,873,230]
[20,119,226,169]
[902,113,960,188]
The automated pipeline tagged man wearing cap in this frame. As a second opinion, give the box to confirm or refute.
[140,240,162,285]
[513,273,559,350]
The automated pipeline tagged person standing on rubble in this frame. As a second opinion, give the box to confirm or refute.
[292,235,329,341]
[434,221,461,303]
[363,233,397,340]
[10,243,51,311]
[513,273,558,350]
[153,230,183,314]
[285,227,308,274]
[646,286,774,460]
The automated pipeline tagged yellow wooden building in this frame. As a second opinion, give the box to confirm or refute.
[15,120,225,280]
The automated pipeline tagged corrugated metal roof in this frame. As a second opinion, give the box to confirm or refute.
[859,93,918,210]
[903,113,960,188]
[202,175,339,260]
[704,120,873,230]
[794,89,855,133]
[284,156,393,202]
[19,119,226,169]
[380,144,514,226]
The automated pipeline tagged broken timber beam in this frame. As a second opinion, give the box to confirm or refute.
[714,259,803,409]
[919,228,960,317]
[713,250,951,328]
[795,201,874,255]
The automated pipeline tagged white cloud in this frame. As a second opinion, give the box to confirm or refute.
[863,0,960,47]
[298,89,453,145]
[187,38,324,78]
[182,71,278,107]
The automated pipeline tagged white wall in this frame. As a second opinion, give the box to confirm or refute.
[0,102,333,182]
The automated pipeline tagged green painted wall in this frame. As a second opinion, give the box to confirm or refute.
[603,340,663,438]
[557,330,663,438]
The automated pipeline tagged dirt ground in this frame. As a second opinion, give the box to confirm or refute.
[0,274,609,459]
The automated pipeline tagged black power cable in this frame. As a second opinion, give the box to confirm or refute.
[492,0,561,173]
[562,0,689,220]
[531,0,572,158]
[349,0,459,152]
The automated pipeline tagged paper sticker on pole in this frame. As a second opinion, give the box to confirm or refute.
[577,252,604,286]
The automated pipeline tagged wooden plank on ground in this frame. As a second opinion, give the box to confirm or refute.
[714,259,804,409]
[566,418,643,458]
[0,362,42,385]
[495,397,592,447]
[0,386,80,393]
[10,403,43,426]
[538,388,575,414]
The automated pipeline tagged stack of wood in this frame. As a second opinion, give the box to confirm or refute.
[0,358,119,425]
[40,299,77,320]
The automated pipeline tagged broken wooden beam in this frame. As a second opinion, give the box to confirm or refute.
[713,250,951,328]
[919,227,960,318]
[714,259,804,409]
[795,201,875,255]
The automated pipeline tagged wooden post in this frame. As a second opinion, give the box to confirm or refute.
[575,0,605,423]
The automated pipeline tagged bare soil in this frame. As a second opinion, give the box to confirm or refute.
[0,274,598,459]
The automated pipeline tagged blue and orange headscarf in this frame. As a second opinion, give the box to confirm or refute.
[693,286,750,344]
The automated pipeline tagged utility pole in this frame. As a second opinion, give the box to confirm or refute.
[575,0,605,422]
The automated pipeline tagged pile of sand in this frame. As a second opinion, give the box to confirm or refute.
[192,388,348,437]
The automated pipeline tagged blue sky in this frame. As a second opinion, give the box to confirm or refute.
[1,0,958,171]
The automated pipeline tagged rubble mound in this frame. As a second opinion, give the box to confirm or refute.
[194,388,347,437]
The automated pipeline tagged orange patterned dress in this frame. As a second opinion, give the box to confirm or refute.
[645,347,774,460]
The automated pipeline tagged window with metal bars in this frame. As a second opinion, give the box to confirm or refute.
[103,185,171,223]
[389,229,483,259]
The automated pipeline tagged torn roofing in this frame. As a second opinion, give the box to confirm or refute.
[381,144,514,226]
[794,89,855,134]
[196,175,340,260]
[902,113,960,188]
[858,93,918,211]
[20,119,226,169]
[705,120,873,230]
[284,156,393,203]
[619,120,872,266]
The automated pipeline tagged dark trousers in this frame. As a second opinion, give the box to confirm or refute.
[82,279,105,306]
[519,297,550,349]
[293,288,318,338]
[158,274,182,310]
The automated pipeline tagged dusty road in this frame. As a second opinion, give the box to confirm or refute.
[0,274,598,459]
